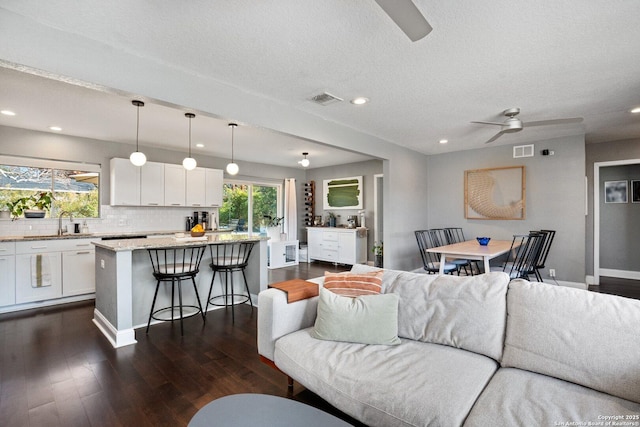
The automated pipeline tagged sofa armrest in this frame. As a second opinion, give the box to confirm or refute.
[257,286,320,362]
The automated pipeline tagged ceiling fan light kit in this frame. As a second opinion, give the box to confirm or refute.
[374,0,432,42]
[226,123,239,175]
[182,112,197,171]
[129,100,147,167]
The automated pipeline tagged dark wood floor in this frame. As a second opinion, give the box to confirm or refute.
[589,276,640,300]
[0,261,359,427]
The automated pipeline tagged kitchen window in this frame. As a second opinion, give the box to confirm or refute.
[0,156,100,218]
[219,180,281,232]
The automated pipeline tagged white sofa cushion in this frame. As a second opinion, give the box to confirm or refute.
[464,368,640,427]
[311,287,401,345]
[503,280,640,404]
[275,328,498,427]
[386,271,510,361]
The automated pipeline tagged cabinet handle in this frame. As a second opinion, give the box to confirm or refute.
[0,248,6,251]
[76,251,91,255]
[171,203,181,206]
[31,245,47,249]
[147,203,159,206]
[191,204,201,206]
[76,244,91,247]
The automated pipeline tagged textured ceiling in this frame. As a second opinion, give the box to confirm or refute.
[0,0,639,164]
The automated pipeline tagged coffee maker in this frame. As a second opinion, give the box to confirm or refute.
[347,215,358,229]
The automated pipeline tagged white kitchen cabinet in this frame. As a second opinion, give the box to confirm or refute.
[164,163,186,206]
[268,240,299,269]
[0,242,16,307]
[140,161,165,206]
[307,227,367,265]
[15,249,62,304]
[205,168,224,207]
[186,167,207,207]
[62,239,96,296]
[110,158,141,206]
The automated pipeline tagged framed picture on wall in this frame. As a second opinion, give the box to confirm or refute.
[604,180,628,203]
[323,176,363,210]
[464,166,526,220]
[632,180,640,203]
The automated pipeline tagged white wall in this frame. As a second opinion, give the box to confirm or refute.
[427,135,586,283]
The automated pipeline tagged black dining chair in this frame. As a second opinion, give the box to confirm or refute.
[443,227,476,275]
[491,233,545,280]
[527,229,556,281]
[415,229,458,275]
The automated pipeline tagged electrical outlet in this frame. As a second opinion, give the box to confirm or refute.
[549,268,556,278]
[100,259,105,269]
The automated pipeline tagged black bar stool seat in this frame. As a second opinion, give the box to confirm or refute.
[146,245,207,335]
[206,241,255,322]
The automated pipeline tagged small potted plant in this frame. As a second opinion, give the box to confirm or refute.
[327,211,336,227]
[7,191,54,220]
[263,214,284,241]
[372,241,383,268]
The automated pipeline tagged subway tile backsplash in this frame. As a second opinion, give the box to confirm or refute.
[0,205,215,237]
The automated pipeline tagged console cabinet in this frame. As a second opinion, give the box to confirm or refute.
[306,228,367,265]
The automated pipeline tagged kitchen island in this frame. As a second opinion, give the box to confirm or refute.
[93,233,268,348]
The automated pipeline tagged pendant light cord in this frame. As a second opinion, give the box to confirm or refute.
[188,115,192,157]
[231,124,234,162]
[135,105,140,152]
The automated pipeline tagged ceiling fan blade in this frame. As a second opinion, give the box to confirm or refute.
[374,0,433,42]
[485,132,505,144]
[471,120,505,126]
[524,117,584,127]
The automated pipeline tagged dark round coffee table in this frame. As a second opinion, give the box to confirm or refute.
[188,393,353,427]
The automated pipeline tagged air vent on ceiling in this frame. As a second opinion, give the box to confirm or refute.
[309,92,343,106]
[513,144,534,158]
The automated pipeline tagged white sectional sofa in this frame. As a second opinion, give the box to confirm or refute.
[258,265,640,426]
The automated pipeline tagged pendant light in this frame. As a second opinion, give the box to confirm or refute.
[182,112,197,170]
[226,123,239,175]
[129,100,147,166]
[298,152,310,167]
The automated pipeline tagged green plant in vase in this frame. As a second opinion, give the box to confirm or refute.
[7,191,54,220]
[372,241,383,268]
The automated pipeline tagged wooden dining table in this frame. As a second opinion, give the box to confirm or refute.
[426,239,514,275]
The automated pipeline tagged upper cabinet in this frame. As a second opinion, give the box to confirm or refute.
[164,163,186,207]
[140,161,165,206]
[185,167,206,207]
[205,168,223,207]
[110,158,223,207]
[110,158,140,206]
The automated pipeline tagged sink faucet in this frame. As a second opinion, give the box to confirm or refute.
[58,211,73,236]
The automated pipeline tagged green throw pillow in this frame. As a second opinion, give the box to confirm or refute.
[311,287,401,345]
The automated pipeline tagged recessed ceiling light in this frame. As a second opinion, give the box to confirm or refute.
[196,143,204,148]
[49,126,62,131]
[631,107,640,114]
[1,110,16,116]
[350,97,369,105]
[439,139,448,144]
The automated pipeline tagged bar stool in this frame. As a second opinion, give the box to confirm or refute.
[206,241,255,322]
[146,245,207,335]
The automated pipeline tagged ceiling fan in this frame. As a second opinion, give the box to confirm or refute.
[374,0,432,42]
[471,108,584,144]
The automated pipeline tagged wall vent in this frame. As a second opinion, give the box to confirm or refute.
[513,144,534,158]
[309,92,343,106]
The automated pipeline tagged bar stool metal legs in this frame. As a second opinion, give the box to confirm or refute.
[206,242,255,322]
[146,245,207,335]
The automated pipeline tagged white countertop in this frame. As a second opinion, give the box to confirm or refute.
[93,233,269,252]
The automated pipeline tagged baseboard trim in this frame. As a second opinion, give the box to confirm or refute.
[0,294,95,314]
[599,269,640,281]
[93,308,137,348]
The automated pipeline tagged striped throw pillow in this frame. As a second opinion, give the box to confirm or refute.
[323,271,383,297]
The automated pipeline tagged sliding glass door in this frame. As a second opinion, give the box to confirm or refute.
[219,180,281,232]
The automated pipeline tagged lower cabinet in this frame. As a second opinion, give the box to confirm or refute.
[307,228,367,265]
[15,251,62,304]
[62,248,96,296]
[0,251,16,307]
[14,238,96,305]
